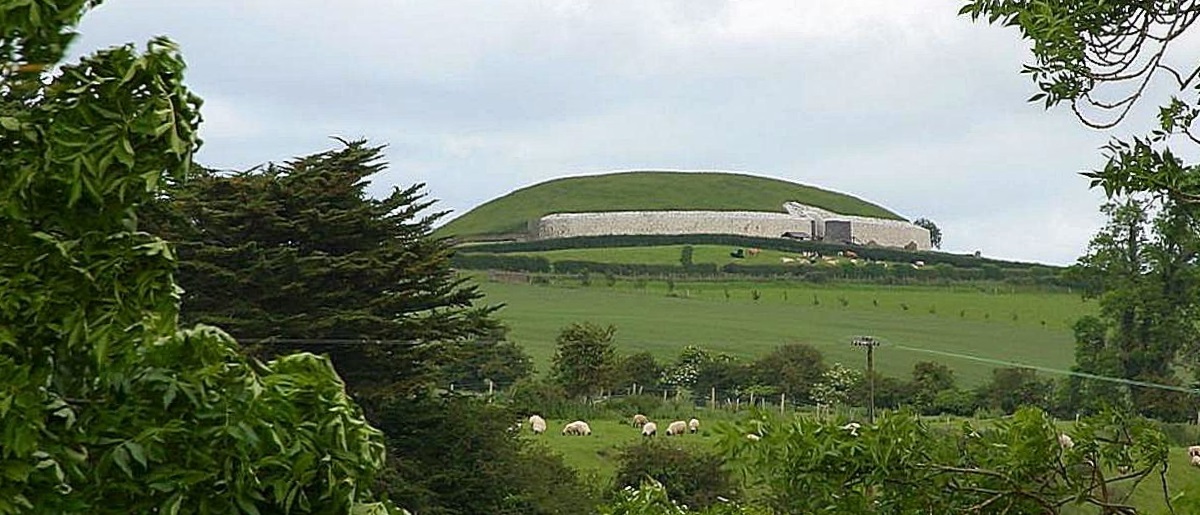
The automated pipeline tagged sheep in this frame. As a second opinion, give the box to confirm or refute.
[688,418,700,434]
[666,420,688,436]
[1187,445,1200,458]
[1192,455,1200,468]
[632,414,649,428]
[562,420,592,436]
[1057,433,1074,450]
[642,422,657,437]
[528,415,546,435]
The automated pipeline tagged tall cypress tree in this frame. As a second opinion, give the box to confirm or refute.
[152,140,500,399]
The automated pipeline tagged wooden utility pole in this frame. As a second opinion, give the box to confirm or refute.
[852,336,881,424]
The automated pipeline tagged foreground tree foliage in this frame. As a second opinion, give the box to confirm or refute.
[0,2,394,512]
[721,408,1172,514]
[962,0,1200,205]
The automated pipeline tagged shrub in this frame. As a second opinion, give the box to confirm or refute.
[611,440,737,511]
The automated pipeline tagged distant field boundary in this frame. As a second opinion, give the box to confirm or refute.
[455,233,1050,270]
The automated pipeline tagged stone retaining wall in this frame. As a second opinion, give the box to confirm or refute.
[536,211,807,239]
[533,202,931,250]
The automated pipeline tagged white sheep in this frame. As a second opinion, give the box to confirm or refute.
[1192,455,1200,468]
[632,414,649,428]
[562,420,592,436]
[688,418,700,434]
[1057,433,1074,450]
[1188,445,1200,458]
[528,415,546,435]
[666,420,688,436]
[642,421,657,437]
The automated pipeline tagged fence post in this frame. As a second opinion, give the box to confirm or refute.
[711,387,716,409]
[487,379,494,397]
[780,393,786,414]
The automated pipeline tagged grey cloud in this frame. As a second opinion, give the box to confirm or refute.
[71,0,1169,264]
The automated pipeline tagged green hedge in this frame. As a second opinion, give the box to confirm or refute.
[456,234,1043,270]
[451,253,551,273]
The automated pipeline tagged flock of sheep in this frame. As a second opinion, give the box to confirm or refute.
[520,414,701,438]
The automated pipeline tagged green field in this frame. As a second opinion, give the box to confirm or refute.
[527,411,1200,515]
[479,276,1094,386]
[436,171,905,238]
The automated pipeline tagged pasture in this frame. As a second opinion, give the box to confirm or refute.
[526,410,1200,515]
[479,276,1094,387]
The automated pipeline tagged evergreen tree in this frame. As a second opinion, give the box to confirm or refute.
[151,141,500,399]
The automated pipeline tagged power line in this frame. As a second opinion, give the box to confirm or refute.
[888,343,1200,394]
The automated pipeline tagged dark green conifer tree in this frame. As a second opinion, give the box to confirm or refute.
[151,140,500,400]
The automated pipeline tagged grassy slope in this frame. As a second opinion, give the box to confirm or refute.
[437,171,905,238]
[480,277,1094,387]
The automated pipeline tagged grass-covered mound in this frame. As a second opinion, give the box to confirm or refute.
[437,171,906,240]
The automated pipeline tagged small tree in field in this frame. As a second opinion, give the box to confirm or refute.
[552,322,619,399]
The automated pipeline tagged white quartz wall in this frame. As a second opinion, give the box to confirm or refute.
[536,211,806,239]
[534,203,932,250]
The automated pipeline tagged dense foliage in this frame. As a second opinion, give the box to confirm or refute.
[148,142,501,399]
[611,441,737,512]
[373,395,595,515]
[721,408,1171,513]
[0,2,393,512]
[552,322,620,400]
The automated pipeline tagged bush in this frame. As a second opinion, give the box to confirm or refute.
[374,394,596,515]
[612,440,737,511]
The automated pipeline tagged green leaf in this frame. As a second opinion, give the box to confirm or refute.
[112,446,133,478]
[0,117,19,131]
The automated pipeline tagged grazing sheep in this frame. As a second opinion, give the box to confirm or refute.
[1057,433,1074,450]
[841,422,861,437]
[642,422,657,437]
[666,420,688,436]
[528,415,546,435]
[688,418,700,434]
[562,420,592,436]
[632,414,649,428]
[1188,445,1200,458]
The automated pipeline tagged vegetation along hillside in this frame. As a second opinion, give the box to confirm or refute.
[436,171,907,240]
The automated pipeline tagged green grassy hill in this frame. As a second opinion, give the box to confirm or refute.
[437,171,906,240]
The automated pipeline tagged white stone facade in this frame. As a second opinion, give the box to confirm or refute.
[535,211,807,240]
[533,202,931,250]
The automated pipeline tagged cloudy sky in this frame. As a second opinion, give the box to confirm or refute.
[73,0,1178,265]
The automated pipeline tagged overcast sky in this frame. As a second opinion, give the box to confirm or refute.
[73,0,1181,265]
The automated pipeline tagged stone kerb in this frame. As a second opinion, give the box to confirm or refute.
[534,204,932,250]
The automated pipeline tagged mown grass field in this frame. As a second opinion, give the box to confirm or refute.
[479,276,1094,387]
[527,411,1200,515]
[436,171,904,238]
